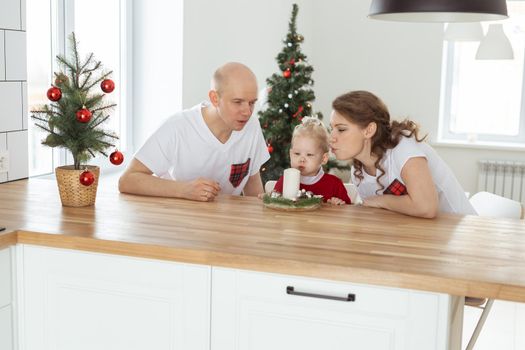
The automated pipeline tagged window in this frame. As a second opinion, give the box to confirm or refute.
[27,0,131,177]
[27,0,54,176]
[439,1,525,146]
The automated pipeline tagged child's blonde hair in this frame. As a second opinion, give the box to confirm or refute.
[292,116,330,153]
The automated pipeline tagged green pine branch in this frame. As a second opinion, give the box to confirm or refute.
[85,71,113,91]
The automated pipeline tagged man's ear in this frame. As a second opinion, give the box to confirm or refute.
[209,90,219,107]
[364,122,377,139]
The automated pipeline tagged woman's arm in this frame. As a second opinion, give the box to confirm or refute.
[363,157,439,218]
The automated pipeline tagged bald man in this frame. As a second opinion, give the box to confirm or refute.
[119,62,270,201]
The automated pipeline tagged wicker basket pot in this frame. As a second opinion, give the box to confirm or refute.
[55,165,100,207]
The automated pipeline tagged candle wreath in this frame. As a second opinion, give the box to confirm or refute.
[262,190,323,211]
[262,168,322,211]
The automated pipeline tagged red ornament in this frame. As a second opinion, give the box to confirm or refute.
[292,105,304,118]
[289,58,296,66]
[79,170,95,186]
[283,69,291,78]
[47,86,62,101]
[109,150,124,165]
[100,79,115,93]
[267,145,274,153]
[76,108,92,123]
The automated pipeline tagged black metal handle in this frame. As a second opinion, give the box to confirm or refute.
[286,286,355,302]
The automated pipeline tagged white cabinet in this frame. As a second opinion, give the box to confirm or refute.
[0,247,14,350]
[0,305,14,350]
[211,267,453,350]
[14,245,457,350]
[20,245,210,350]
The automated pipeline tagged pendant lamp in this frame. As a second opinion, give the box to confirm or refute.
[476,24,514,60]
[369,0,508,22]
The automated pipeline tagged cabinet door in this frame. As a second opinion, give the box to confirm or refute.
[0,305,14,350]
[0,247,12,308]
[211,267,452,350]
[21,245,210,350]
[0,247,13,350]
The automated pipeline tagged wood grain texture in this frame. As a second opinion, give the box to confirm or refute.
[1,178,525,302]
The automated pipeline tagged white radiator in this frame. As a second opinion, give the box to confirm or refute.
[478,160,525,202]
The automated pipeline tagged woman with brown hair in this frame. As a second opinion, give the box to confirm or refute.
[329,90,475,218]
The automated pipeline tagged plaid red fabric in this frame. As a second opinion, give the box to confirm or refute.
[229,158,251,188]
[383,179,408,196]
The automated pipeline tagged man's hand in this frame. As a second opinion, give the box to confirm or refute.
[119,159,221,202]
[181,178,221,202]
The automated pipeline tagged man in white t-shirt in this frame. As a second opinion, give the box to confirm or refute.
[119,62,270,201]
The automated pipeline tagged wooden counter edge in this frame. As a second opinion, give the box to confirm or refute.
[0,231,17,250]
[1,230,520,303]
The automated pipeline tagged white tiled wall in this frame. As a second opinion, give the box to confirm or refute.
[0,82,23,131]
[0,0,27,183]
[6,131,28,180]
[5,30,27,81]
[0,133,7,182]
[0,32,5,80]
[0,0,21,31]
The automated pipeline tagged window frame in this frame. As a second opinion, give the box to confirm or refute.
[28,0,132,176]
[439,11,525,146]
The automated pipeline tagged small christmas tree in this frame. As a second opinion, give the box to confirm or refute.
[31,33,123,175]
[258,4,349,182]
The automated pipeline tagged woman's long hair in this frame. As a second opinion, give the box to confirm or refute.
[332,90,426,193]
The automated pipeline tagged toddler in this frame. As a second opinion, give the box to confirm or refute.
[273,117,351,205]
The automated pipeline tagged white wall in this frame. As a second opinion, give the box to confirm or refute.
[180,0,525,195]
[0,0,28,183]
[182,0,314,108]
[132,0,184,150]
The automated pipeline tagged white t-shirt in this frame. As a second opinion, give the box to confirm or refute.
[135,101,270,195]
[351,137,476,215]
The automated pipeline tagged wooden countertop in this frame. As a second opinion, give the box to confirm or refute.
[1,177,525,302]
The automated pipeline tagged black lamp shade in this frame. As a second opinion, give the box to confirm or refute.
[369,0,508,22]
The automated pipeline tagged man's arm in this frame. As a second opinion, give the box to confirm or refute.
[242,172,264,196]
[118,158,221,201]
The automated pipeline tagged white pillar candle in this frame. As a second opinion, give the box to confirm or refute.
[282,168,300,199]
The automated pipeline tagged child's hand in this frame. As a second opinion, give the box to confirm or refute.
[327,197,346,205]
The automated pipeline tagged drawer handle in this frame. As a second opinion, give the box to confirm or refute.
[286,286,356,302]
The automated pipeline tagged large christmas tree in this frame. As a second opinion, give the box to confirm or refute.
[259,4,348,182]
